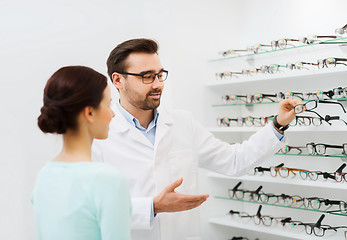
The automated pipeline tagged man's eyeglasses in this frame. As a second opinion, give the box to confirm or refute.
[117,70,168,84]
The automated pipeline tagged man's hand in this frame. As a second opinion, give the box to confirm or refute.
[153,178,209,214]
[276,98,304,126]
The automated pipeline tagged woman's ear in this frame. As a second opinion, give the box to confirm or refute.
[82,106,95,123]
[112,72,123,91]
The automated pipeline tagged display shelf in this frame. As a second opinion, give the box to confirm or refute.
[214,196,347,217]
[208,126,347,133]
[212,98,347,107]
[208,37,347,62]
[206,67,347,87]
[209,216,320,240]
[207,172,347,190]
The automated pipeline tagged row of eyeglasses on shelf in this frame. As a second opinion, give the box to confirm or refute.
[217,98,347,127]
[279,143,347,156]
[215,58,347,80]
[220,87,347,104]
[228,206,347,238]
[217,114,347,128]
[250,162,347,182]
[219,24,347,57]
[228,181,347,213]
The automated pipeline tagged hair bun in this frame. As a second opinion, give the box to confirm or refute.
[37,105,67,134]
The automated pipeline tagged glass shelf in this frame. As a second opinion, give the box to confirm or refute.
[212,98,347,107]
[275,153,347,158]
[214,196,347,217]
[208,37,347,62]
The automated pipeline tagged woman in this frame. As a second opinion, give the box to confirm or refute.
[32,66,131,240]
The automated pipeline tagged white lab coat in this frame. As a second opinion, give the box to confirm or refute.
[92,105,286,240]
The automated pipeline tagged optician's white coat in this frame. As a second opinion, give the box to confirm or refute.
[92,105,286,240]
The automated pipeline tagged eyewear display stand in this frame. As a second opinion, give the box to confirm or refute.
[204,32,347,240]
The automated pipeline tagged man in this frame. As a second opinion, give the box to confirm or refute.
[92,38,301,240]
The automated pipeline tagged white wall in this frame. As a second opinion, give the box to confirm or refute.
[1,0,347,239]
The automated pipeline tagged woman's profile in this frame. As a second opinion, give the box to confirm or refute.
[32,66,131,240]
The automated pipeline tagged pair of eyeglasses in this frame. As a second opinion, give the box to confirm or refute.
[216,117,237,127]
[117,70,168,84]
[271,38,299,50]
[247,43,272,53]
[215,71,248,79]
[270,166,308,178]
[299,214,347,237]
[289,116,323,126]
[306,142,347,155]
[228,182,263,200]
[299,170,335,181]
[278,145,306,154]
[318,58,347,68]
[251,163,284,175]
[300,197,347,213]
[259,64,287,74]
[219,49,249,57]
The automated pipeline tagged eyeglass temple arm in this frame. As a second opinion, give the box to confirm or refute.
[325,115,341,122]
[229,210,240,215]
[324,199,342,206]
[323,144,343,149]
[256,205,262,217]
[315,35,338,38]
[232,181,242,191]
[322,172,335,180]
[314,214,325,228]
[230,237,245,240]
[336,163,346,173]
[318,100,347,113]
[254,186,263,193]
[280,217,292,224]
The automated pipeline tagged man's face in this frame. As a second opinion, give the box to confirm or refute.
[120,52,164,110]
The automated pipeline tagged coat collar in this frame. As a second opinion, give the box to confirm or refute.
[110,103,173,133]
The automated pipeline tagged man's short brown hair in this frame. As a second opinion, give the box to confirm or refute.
[106,38,158,80]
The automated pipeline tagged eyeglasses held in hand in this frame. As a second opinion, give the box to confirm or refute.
[294,99,347,114]
[117,70,168,84]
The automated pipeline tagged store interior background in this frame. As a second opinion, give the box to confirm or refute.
[1,0,346,239]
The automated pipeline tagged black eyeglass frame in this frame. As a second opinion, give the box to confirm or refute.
[117,70,168,84]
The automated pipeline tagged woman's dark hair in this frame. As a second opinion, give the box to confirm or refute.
[106,38,158,80]
[38,66,108,134]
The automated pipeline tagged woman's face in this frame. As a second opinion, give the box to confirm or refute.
[92,85,115,139]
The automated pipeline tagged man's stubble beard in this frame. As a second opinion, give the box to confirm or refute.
[125,87,162,110]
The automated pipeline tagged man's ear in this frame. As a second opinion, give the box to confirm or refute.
[112,72,123,91]
[82,106,94,123]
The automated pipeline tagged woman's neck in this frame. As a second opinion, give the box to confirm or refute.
[53,129,93,163]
